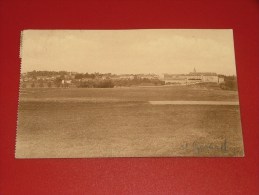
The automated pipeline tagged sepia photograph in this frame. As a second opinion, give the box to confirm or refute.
[16,29,244,158]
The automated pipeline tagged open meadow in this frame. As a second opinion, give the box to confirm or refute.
[16,86,244,157]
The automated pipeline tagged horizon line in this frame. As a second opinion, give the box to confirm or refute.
[21,70,237,76]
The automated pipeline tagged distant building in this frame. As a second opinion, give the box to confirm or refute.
[62,80,72,84]
[164,74,187,85]
[164,68,224,85]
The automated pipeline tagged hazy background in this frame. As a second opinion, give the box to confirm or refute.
[20,29,237,75]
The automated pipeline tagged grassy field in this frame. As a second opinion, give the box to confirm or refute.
[16,86,244,158]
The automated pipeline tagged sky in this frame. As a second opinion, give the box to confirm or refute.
[20,29,237,75]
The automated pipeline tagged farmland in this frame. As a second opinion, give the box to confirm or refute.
[16,85,244,158]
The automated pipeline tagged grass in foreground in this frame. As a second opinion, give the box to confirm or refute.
[16,86,243,158]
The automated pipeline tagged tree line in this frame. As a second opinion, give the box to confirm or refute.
[219,75,238,91]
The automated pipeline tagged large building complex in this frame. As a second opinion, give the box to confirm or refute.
[164,68,224,85]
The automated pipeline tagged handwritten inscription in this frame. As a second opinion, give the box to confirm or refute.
[180,139,227,154]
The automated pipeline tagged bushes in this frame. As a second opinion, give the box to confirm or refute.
[39,81,44,88]
[21,83,27,88]
[219,76,238,91]
[79,79,114,88]
[54,77,62,87]
[47,82,52,88]
[78,78,165,88]
[96,80,114,88]
[113,78,165,87]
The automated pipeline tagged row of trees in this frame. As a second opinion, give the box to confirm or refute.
[113,77,165,87]
[25,70,114,79]
[77,77,165,88]
[26,70,68,78]
[74,72,113,79]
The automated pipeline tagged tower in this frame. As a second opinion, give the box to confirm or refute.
[193,67,196,73]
